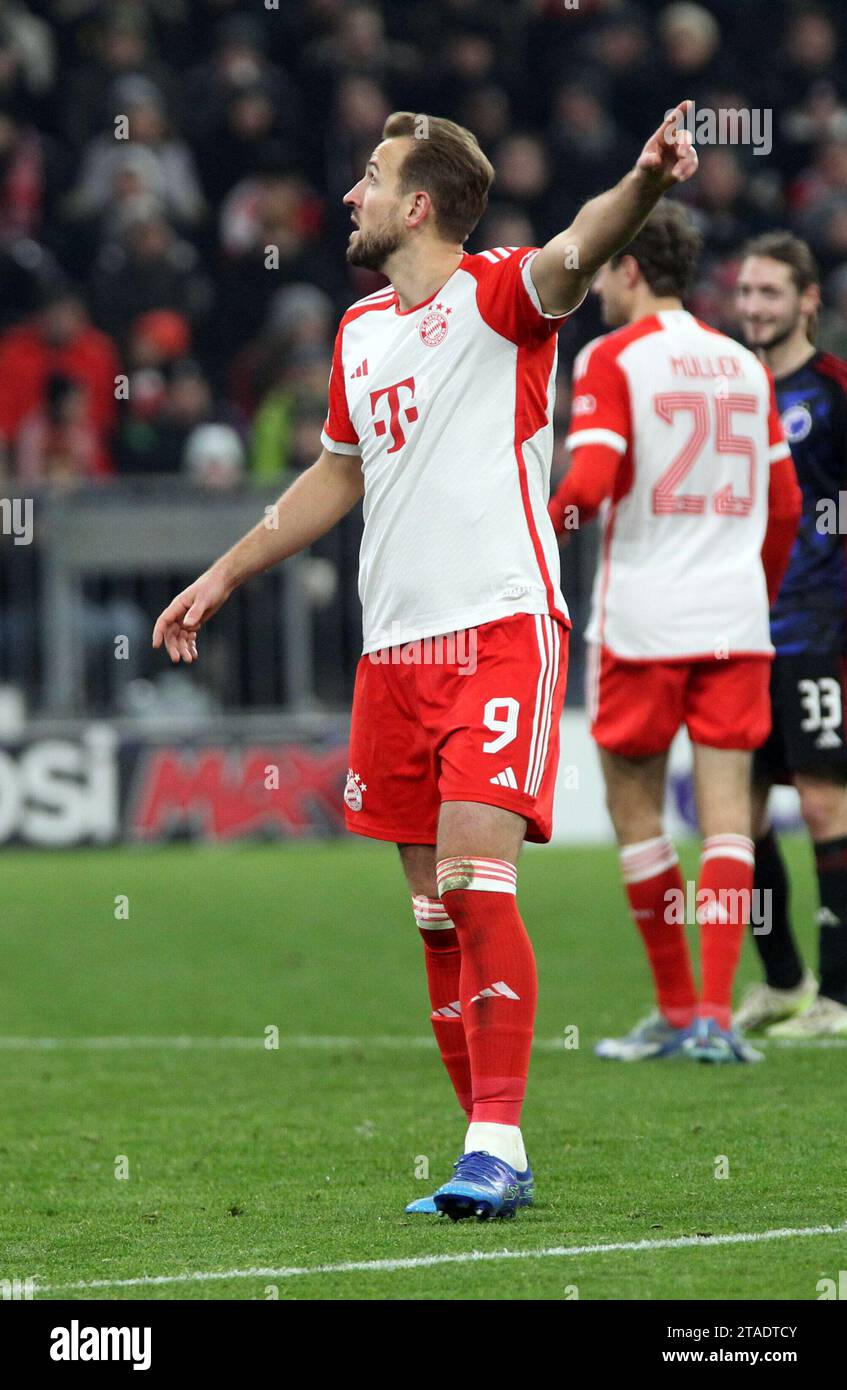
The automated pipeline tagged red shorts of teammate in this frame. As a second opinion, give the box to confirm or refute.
[588,644,772,758]
[344,613,569,844]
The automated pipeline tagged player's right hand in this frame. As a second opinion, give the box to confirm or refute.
[152,567,232,663]
[636,99,698,190]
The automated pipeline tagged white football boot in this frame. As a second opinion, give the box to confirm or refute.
[766,994,847,1039]
[732,969,817,1034]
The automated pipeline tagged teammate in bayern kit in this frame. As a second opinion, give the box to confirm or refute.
[734,233,847,1040]
[153,106,698,1219]
[549,204,802,1063]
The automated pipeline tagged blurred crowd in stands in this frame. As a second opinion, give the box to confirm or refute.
[2,0,847,493]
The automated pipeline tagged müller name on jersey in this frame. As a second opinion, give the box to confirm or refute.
[671,353,744,379]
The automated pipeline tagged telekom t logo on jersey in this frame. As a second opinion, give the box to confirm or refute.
[370,377,418,453]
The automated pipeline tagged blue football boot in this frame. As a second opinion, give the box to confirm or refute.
[432,1150,525,1221]
[404,1194,439,1214]
[405,1160,534,1215]
[595,1011,688,1061]
[681,1016,764,1063]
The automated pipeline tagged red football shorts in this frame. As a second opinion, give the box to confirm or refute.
[588,644,772,758]
[345,613,569,844]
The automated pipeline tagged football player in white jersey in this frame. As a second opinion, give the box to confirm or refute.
[549,202,802,1063]
[154,107,698,1219]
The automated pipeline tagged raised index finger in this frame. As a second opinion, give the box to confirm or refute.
[659,99,694,141]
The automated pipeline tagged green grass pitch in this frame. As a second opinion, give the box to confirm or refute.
[2,836,845,1301]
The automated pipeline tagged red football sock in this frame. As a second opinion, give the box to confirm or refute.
[620,836,698,1028]
[436,856,535,1127]
[412,895,472,1118]
[697,833,755,1030]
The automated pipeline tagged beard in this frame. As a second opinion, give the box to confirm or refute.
[346,219,403,272]
[744,315,799,350]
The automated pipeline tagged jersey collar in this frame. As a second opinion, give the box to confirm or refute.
[392,256,468,316]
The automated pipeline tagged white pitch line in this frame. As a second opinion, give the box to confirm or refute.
[0,1033,845,1053]
[38,1222,847,1293]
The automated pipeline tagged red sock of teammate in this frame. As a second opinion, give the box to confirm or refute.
[436,857,536,1129]
[697,833,755,1030]
[620,836,698,1028]
[412,895,472,1118]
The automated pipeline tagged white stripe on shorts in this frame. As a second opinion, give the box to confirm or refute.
[525,616,559,796]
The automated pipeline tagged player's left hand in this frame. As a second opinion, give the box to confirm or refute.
[636,100,699,190]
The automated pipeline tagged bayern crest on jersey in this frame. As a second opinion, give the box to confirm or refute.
[419,304,451,347]
[344,768,366,812]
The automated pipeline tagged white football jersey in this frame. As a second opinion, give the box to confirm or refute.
[566,309,790,660]
[321,247,574,653]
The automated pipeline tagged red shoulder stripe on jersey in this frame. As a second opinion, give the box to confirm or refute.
[693,316,730,339]
[595,440,637,645]
[325,293,395,449]
[513,336,569,626]
[597,314,664,359]
[596,498,619,648]
[814,351,847,396]
[338,292,396,329]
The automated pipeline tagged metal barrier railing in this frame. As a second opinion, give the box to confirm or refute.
[1,482,597,718]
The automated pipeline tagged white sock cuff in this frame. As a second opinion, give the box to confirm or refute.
[619,835,678,884]
[411,894,453,930]
[701,833,755,867]
[464,1121,527,1172]
[436,856,517,896]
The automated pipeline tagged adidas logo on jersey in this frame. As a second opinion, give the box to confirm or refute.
[815,729,842,749]
[490,766,518,789]
[349,358,369,379]
[469,980,520,1004]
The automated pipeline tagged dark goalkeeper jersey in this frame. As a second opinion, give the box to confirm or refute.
[771,351,847,655]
